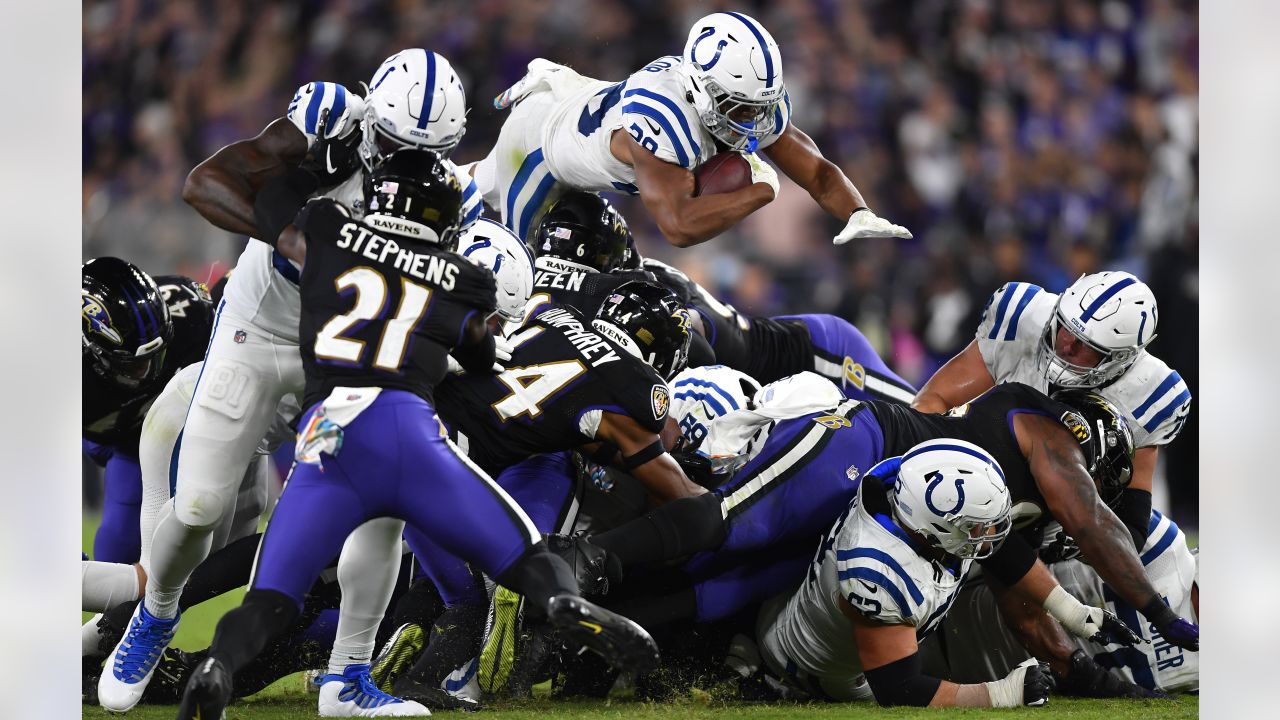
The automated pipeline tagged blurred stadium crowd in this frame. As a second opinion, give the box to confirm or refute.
[82,0,1199,521]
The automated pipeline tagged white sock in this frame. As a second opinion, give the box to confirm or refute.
[144,509,215,619]
[326,518,405,675]
[82,561,143,613]
[82,614,105,657]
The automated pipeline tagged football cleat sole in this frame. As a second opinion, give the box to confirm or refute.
[370,623,426,692]
[547,594,659,674]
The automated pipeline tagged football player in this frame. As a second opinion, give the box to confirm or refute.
[474,12,911,247]
[376,281,700,706]
[912,271,1191,548]
[757,440,1054,707]
[100,51,481,713]
[81,259,212,603]
[175,149,658,720]
[640,254,916,403]
[567,378,1199,671]
[919,507,1198,695]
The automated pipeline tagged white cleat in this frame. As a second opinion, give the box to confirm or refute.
[97,603,180,713]
[317,663,431,717]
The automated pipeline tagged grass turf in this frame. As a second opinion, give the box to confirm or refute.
[82,516,1199,719]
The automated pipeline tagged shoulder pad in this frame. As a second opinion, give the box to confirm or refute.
[1109,355,1191,446]
[287,82,362,144]
[620,72,705,170]
[449,161,482,229]
[977,282,1051,343]
[835,535,925,627]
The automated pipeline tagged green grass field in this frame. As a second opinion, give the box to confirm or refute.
[82,515,1198,719]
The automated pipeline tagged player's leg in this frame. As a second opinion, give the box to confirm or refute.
[495,451,581,533]
[392,400,658,672]
[776,314,917,404]
[93,450,143,564]
[102,310,303,712]
[482,89,566,242]
[323,518,406,685]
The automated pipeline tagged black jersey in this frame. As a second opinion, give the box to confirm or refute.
[435,303,669,476]
[83,276,215,453]
[527,259,656,320]
[642,258,811,382]
[296,198,497,408]
[867,382,1079,537]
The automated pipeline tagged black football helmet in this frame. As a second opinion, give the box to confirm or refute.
[1050,389,1135,506]
[82,257,174,389]
[593,280,693,380]
[535,191,633,273]
[363,148,464,249]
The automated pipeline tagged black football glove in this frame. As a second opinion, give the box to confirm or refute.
[1022,661,1054,706]
[1091,608,1144,646]
[299,108,363,188]
[1054,649,1170,699]
[1039,531,1082,564]
[1142,597,1199,651]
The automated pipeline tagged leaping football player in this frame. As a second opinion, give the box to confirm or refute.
[475,12,911,247]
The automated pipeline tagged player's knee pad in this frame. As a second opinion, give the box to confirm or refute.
[172,482,237,530]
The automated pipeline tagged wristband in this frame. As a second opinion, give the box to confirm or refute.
[1141,596,1178,627]
[621,439,665,470]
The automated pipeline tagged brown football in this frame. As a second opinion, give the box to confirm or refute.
[693,152,752,196]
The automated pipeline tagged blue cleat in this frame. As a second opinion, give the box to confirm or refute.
[96,603,179,712]
[316,663,430,717]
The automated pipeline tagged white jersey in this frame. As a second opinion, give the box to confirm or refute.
[225,82,481,342]
[759,481,969,700]
[975,282,1191,448]
[540,56,792,194]
[1051,510,1198,693]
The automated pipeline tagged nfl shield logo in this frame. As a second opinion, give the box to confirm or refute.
[234,330,248,344]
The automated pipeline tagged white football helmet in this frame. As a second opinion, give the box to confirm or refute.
[1040,271,1158,388]
[668,365,762,446]
[680,12,785,151]
[360,49,467,168]
[457,218,534,322]
[884,439,1012,560]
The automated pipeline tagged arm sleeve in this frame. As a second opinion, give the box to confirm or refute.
[978,530,1039,586]
[1114,488,1153,550]
[253,167,321,246]
[862,652,942,707]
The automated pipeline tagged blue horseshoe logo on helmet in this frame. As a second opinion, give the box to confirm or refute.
[691,28,729,71]
[924,471,966,515]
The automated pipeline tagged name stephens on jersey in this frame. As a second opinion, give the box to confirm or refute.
[333,218,464,290]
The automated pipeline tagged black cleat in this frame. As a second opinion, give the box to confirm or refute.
[392,674,482,712]
[543,535,619,598]
[546,594,659,674]
[145,648,204,705]
[176,656,233,720]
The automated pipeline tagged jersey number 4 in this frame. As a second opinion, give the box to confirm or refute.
[314,266,431,371]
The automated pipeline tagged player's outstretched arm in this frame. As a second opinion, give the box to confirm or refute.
[183,118,309,237]
[911,340,996,413]
[595,412,706,502]
[1019,413,1198,650]
[618,132,773,248]
[762,125,911,243]
[843,597,1050,707]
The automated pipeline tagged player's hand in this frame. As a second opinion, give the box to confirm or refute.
[1156,616,1199,652]
[1055,650,1168,699]
[743,152,779,199]
[300,107,363,187]
[833,208,913,244]
[494,334,514,364]
[1086,608,1143,647]
[1021,662,1053,707]
[1039,531,1082,564]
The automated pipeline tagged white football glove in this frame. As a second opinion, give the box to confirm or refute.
[493,334,515,372]
[743,152,779,199]
[832,208,913,244]
[985,658,1052,707]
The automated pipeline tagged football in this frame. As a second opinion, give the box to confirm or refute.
[693,152,753,196]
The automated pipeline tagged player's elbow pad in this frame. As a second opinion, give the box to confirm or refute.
[863,652,942,707]
[253,167,319,246]
[452,332,496,375]
[1115,488,1152,550]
